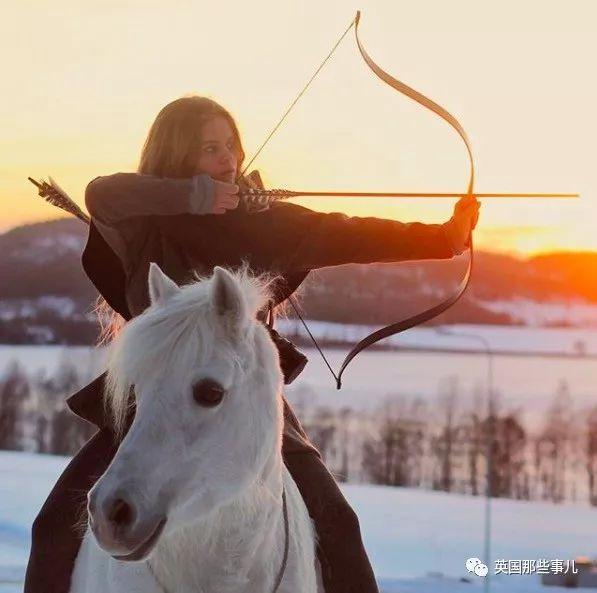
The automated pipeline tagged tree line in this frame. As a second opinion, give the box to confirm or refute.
[2,358,597,505]
[293,377,597,506]
[0,358,95,455]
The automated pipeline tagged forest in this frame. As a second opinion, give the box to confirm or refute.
[2,356,596,506]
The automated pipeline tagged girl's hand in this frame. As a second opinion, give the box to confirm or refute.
[443,195,481,255]
[212,180,240,214]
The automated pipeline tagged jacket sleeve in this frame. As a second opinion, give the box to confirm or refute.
[269,203,456,270]
[84,172,216,225]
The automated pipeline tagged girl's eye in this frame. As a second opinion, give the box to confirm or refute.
[192,379,226,407]
[202,142,235,154]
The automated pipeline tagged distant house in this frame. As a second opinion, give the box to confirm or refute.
[542,557,597,588]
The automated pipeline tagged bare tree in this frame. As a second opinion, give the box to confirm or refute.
[335,407,352,482]
[488,411,527,499]
[585,405,597,506]
[534,381,573,503]
[430,377,460,492]
[302,405,337,464]
[0,360,30,450]
[462,388,485,496]
[362,396,427,487]
[32,357,94,455]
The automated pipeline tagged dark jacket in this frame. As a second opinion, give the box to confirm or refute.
[67,172,456,427]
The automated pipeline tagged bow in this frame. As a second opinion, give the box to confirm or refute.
[28,12,578,390]
[337,11,474,388]
[240,11,577,389]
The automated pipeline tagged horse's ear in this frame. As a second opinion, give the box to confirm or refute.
[148,262,180,306]
[210,266,248,335]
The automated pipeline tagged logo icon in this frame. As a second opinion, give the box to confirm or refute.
[466,557,489,577]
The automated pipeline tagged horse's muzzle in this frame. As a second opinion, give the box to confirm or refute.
[88,487,167,560]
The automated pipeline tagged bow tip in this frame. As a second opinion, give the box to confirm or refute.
[355,10,361,24]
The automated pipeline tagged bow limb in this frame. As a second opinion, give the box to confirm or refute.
[334,12,476,388]
[354,11,475,196]
[238,11,476,389]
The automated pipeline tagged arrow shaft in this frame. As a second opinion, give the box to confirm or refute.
[272,191,579,199]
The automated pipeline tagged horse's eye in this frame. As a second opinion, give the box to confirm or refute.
[192,379,226,407]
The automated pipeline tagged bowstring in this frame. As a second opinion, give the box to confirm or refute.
[238,14,357,385]
[288,294,340,385]
[239,15,357,179]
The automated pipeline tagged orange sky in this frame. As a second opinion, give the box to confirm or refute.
[1,0,594,256]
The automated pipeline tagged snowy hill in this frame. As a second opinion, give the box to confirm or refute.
[2,219,597,346]
[1,450,595,592]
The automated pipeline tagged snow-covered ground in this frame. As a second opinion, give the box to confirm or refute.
[2,326,597,590]
[275,321,597,357]
[0,296,78,321]
[476,298,597,328]
[1,450,595,592]
[3,323,597,428]
[3,323,597,379]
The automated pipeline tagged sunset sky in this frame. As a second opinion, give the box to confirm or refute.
[2,0,595,256]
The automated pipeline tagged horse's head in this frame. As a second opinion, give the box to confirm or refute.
[88,263,284,561]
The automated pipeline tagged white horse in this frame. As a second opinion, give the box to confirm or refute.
[70,263,323,593]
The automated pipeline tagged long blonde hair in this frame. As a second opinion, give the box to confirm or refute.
[95,95,247,345]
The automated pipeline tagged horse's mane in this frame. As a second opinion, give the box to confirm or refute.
[104,266,276,438]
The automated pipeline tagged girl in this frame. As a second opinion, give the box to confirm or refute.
[25,95,479,593]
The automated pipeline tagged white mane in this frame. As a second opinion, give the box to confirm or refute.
[104,266,274,437]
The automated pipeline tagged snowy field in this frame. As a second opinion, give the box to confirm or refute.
[2,324,597,422]
[1,450,595,592]
[275,321,597,357]
[1,325,597,590]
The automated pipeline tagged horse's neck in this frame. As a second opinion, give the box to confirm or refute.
[149,450,286,593]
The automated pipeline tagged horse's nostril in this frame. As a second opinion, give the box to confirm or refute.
[108,497,136,529]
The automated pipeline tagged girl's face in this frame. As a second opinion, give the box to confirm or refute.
[194,116,239,184]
